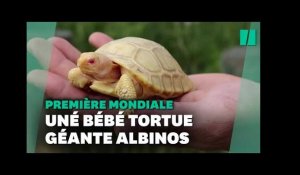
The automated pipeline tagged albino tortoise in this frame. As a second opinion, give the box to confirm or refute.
[68,37,193,99]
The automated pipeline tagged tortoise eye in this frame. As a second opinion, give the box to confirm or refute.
[88,58,95,64]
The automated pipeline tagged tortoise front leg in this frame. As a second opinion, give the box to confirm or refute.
[115,74,137,99]
[115,74,137,116]
[68,68,92,88]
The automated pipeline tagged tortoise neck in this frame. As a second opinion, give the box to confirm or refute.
[94,61,121,82]
[109,63,121,80]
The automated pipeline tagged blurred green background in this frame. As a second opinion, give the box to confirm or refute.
[37,22,250,153]
[57,22,249,75]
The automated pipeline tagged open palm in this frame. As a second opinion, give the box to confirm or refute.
[28,32,241,151]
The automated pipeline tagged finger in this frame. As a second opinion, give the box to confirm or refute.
[89,32,113,48]
[27,38,76,78]
[48,37,81,63]
[175,90,205,102]
[27,70,113,100]
[188,74,204,90]
[27,70,86,99]
[27,38,52,68]
[188,73,240,91]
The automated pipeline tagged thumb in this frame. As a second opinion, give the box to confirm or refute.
[89,32,113,48]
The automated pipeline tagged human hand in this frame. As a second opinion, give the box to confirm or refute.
[27,32,113,99]
[177,73,240,151]
[117,73,241,151]
[27,32,242,151]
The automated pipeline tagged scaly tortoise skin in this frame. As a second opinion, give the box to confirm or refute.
[68,37,193,99]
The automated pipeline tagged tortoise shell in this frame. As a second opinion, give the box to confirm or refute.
[95,37,193,98]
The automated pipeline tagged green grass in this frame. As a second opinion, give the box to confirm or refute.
[57,22,249,74]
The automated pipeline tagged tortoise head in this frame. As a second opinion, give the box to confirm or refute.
[77,52,120,80]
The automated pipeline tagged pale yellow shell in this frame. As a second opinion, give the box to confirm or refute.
[95,37,193,98]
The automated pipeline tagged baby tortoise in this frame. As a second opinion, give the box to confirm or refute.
[68,37,193,100]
